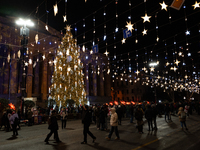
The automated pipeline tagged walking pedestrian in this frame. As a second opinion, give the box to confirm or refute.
[116,105,122,125]
[44,110,61,144]
[9,111,19,136]
[177,107,188,130]
[81,105,96,144]
[135,105,144,134]
[27,109,33,126]
[106,107,120,140]
[152,104,158,130]
[61,108,68,129]
[99,107,105,130]
[145,105,153,131]
[164,103,170,122]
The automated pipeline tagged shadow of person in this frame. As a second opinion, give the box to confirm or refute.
[6,136,18,140]
[51,142,68,150]
[87,142,110,150]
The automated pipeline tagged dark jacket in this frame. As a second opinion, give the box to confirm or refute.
[145,106,153,120]
[135,108,144,121]
[82,109,91,126]
[48,114,58,130]
[99,109,105,123]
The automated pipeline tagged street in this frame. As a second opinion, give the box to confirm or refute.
[0,113,200,150]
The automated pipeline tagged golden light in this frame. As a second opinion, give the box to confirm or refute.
[136,70,140,75]
[166,62,170,66]
[125,21,134,32]
[170,66,178,72]
[104,50,109,56]
[63,15,67,22]
[54,3,58,16]
[192,1,200,9]
[65,25,71,31]
[141,13,151,23]
[35,34,38,44]
[160,1,168,11]
[142,29,147,35]
[150,67,155,72]
[121,38,126,44]
[175,59,180,66]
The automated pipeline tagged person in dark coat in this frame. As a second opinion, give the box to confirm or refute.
[130,104,134,123]
[81,105,96,144]
[135,105,144,134]
[99,107,105,130]
[44,110,61,144]
[164,103,170,122]
[145,105,153,131]
[116,105,122,125]
[152,104,158,130]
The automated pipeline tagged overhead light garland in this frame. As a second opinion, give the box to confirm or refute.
[160,1,168,11]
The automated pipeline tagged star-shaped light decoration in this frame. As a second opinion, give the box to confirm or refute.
[178,52,182,56]
[125,21,134,32]
[104,50,109,56]
[150,67,155,72]
[45,25,48,31]
[42,55,45,60]
[25,62,29,66]
[157,75,161,79]
[166,62,170,66]
[53,59,57,64]
[90,50,93,54]
[121,38,126,44]
[63,15,67,22]
[160,1,168,11]
[65,25,71,31]
[135,70,140,75]
[142,67,147,71]
[141,13,151,23]
[54,3,58,16]
[35,34,38,44]
[170,66,177,72]
[156,36,159,42]
[185,30,190,35]
[192,1,200,9]
[142,29,147,36]
[185,75,188,79]
[175,59,180,66]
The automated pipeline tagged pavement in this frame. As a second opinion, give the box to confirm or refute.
[0,112,200,150]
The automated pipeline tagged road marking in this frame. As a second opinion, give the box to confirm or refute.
[132,137,163,150]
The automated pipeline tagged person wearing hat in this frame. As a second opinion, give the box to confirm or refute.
[81,105,96,144]
[106,107,120,140]
[44,110,61,144]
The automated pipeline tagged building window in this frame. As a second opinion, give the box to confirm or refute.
[127,90,129,94]
[132,89,134,93]
[127,97,129,101]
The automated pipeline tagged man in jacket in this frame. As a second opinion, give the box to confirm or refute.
[44,110,61,144]
[106,107,120,140]
[81,105,96,144]
[145,105,153,131]
[9,111,19,136]
[178,107,188,130]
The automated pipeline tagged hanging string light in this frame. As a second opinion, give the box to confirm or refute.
[93,13,96,46]
[45,1,49,31]
[54,1,58,16]
[63,0,67,22]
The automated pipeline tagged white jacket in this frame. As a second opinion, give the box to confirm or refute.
[110,107,118,126]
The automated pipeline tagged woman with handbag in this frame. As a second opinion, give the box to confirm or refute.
[61,108,68,129]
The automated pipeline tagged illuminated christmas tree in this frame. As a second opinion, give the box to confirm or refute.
[49,25,87,107]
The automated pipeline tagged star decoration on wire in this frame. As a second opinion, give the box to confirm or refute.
[142,29,147,35]
[63,15,67,22]
[170,66,178,72]
[160,1,168,11]
[25,62,29,66]
[192,1,200,9]
[104,50,109,56]
[125,21,134,32]
[121,38,126,44]
[42,55,45,60]
[136,70,140,75]
[175,59,180,66]
[54,3,58,16]
[142,67,147,71]
[45,25,48,31]
[185,30,190,35]
[141,13,151,23]
[65,25,71,31]
[166,62,170,66]
[150,67,155,72]
[90,50,93,54]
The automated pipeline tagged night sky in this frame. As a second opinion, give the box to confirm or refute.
[0,0,200,72]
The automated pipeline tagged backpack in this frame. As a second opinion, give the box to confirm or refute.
[181,112,186,119]
[14,117,19,125]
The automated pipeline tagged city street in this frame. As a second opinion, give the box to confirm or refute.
[0,113,200,150]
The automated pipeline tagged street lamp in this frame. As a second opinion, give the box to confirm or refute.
[16,18,34,115]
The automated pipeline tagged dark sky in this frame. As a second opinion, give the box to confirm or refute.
[0,0,199,67]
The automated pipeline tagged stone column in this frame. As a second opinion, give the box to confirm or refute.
[34,57,40,96]
[10,48,18,95]
[85,64,89,96]
[3,53,10,94]
[92,65,97,96]
[41,54,48,101]
[26,54,33,97]
[99,66,104,96]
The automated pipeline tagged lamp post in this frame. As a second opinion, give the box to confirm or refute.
[16,18,34,115]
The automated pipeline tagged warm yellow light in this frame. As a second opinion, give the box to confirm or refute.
[160,1,168,11]
[141,13,151,23]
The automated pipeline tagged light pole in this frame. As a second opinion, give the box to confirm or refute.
[16,18,34,115]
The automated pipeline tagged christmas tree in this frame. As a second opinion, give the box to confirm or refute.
[49,25,87,107]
